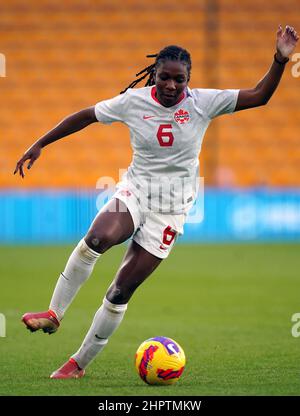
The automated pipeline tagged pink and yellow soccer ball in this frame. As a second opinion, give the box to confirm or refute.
[135,336,186,385]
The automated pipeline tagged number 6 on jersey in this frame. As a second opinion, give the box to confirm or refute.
[157,124,174,147]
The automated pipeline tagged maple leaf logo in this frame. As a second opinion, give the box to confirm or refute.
[174,109,190,124]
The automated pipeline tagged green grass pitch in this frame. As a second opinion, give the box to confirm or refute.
[0,243,300,396]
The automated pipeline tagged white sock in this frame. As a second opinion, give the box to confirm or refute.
[49,239,100,321]
[71,297,127,369]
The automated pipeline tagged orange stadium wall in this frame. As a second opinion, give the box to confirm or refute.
[1,0,300,188]
[0,0,300,243]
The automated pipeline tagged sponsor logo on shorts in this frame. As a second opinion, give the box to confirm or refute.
[120,189,132,197]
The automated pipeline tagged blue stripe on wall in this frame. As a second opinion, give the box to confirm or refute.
[182,187,300,242]
[1,188,300,244]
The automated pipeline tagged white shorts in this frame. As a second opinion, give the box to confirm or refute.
[112,184,187,259]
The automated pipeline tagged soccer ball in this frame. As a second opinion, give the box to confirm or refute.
[135,336,186,385]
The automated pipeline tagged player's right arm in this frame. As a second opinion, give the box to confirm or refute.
[14,106,97,178]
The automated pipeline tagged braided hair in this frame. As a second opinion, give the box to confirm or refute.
[120,45,191,94]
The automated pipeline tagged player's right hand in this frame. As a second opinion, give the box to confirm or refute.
[13,143,42,178]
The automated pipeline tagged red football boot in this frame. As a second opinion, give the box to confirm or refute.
[22,309,60,334]
[50,358,85,379]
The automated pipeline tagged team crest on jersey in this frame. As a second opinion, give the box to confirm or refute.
[174,109,190,124]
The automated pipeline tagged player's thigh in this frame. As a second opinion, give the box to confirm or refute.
[133,212,185,259]
[85,198,134,253]
[106,240,163,304]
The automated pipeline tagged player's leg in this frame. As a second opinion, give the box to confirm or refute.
[50,241,162,377]
[49,198,134,319]
[22,198,134,334]
[66,214,184,371]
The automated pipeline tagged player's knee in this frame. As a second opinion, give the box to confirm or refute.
[105,285,133,304]
[85,230,117,254]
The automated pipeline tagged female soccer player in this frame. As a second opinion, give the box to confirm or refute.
[14,25,298,379]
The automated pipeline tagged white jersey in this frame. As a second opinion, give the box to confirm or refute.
[95,86,239,213]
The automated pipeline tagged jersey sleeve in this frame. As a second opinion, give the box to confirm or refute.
[94,91,129,124]
[192,88,239,119]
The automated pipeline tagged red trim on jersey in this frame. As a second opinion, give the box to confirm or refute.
[151,86,186,106]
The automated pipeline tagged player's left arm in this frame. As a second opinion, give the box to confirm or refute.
[234,25,299,112]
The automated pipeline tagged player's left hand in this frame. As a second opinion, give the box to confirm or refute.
[276,24,299,58]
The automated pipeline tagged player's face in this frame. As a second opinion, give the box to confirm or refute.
[155,60,189,107]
